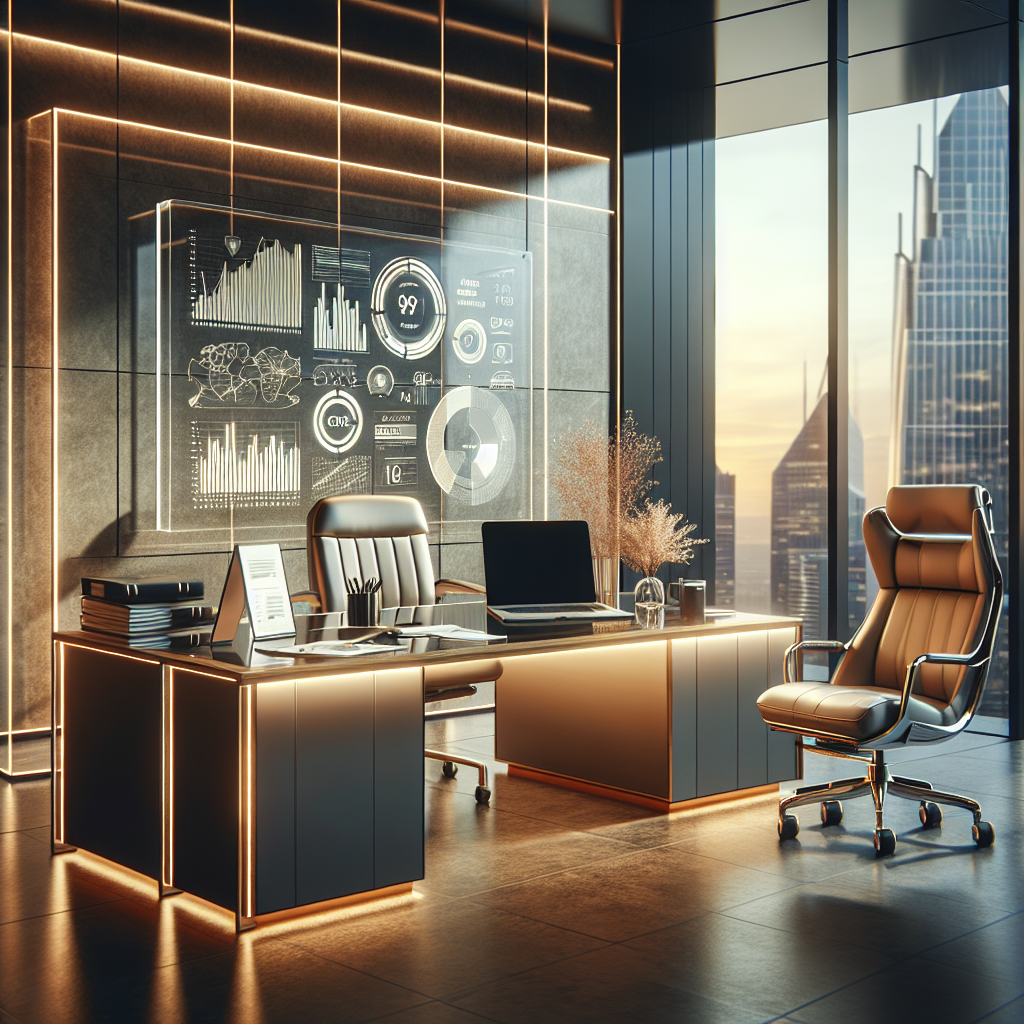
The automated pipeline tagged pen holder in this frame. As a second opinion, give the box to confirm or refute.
[347,591,381,627]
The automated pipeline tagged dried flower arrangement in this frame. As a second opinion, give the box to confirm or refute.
[550,413,662,558]
[551,414,706,576]
[620,498,707,578]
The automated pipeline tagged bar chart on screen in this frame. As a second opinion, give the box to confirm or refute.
[190,233,303,333]
[313,283,367,352]
[191,421,301,509]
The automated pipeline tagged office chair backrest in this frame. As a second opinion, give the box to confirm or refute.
[307,495,436,612]
[831,484,1001,719]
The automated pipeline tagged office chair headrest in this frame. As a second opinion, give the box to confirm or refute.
[308,495,429,538]
[885,484,987,537]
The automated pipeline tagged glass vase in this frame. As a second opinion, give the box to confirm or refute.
[592,555,619,608]
[633,576,665,629]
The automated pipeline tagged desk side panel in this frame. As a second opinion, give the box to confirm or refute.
[62,645,162,879]
[173,669,239,912]
[255,680,296,915]
[696,634,738,797]
[737,631,770,789]
[767,627,800,781]
[670,638,697,802]
[495,642,670,800]
[295,672,374,905]
[373,667,425,889]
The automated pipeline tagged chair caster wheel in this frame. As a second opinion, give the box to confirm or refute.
[821,800,843,827]
[919,801,942,829]
[442,761,457,779]
[475,786,490,805]
[972,821,995,848]
[778,814,799,841]
[874,828,896,857]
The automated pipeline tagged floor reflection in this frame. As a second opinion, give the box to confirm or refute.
[0,716,1022,1024]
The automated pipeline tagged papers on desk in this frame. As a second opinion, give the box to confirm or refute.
[255,641,395,658]
[393,624,495,641]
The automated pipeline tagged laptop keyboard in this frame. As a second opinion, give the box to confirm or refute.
[501,603,605,613]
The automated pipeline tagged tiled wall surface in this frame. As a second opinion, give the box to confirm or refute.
[3,0,617,735]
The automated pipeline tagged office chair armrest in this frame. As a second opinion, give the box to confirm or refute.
[434,578,486,598]
[783,639,848,683]
[874,648,992,745]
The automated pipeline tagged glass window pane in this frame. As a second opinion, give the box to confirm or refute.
[850,87,1009,733]
[716,121,829,661]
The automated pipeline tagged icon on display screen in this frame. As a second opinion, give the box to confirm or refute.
[491,342,513,365]
[452,318,487,364]
[367,365,396,397]
[312,360,358,387]
[370,257,447,359]
[313,390,364,454]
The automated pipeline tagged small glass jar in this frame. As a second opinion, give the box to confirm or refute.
[633,576,665,629]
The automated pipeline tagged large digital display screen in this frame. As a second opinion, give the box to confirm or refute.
[150,201,533,544]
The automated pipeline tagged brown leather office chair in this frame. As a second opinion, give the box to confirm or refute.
[306,494,496,804]
[757,484,1002,857]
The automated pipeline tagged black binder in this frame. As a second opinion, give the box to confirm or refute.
[80,575,204,604]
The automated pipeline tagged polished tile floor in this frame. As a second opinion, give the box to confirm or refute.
[1,717,1023,1023]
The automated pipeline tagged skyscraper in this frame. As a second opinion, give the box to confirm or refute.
[715,466,736,608]
[891,88,1008,716]
[771,394,865,640]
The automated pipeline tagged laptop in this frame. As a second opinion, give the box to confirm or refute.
[481,520,633,622]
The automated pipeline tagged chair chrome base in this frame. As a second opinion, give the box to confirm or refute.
[778,747,994,856]
[425,748,491,805]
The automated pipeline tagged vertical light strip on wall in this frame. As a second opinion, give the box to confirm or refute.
[51,112,59,633]
[5,2,13,777]
[439,0,443,212]
[229,0,235,207]
[542,0,549,519]
[336,0,341,236]
[228,0,236,548]
[155,205,163,529]
[615,37,622,559]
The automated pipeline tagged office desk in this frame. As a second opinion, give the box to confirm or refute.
[492,612,801,809]
[53,608,799,929]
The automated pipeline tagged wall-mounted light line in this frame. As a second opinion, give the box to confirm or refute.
[51,112,59,632]
[7,34,601,156]
[103,0,613,70]
[50,110,614,215]
[5,0,12,779]
[542,0,550,520]
[440,0,445,231]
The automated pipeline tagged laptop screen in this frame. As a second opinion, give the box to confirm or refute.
[481,521,597,605]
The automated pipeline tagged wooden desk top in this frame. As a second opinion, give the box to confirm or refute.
[55,609,801,686]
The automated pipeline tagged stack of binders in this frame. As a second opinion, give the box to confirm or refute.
[79,575,215,649]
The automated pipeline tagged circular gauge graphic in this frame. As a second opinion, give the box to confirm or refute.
[313,389,363,454]
[426,386,515,505]
[367,365,395,396]
[451,318,487,365]
[370,257,446,360]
